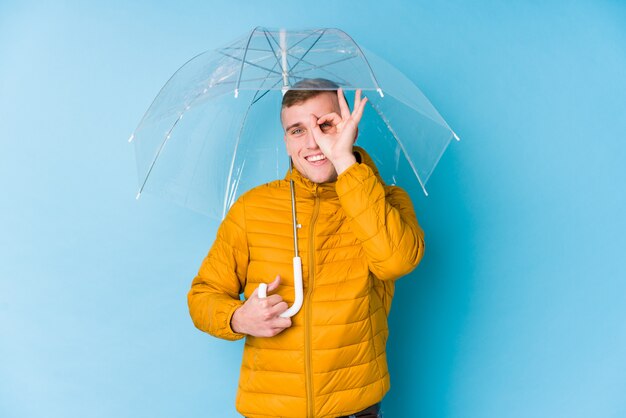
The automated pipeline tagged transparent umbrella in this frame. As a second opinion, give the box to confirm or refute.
[129,27,459,316]
[130,27,458,219]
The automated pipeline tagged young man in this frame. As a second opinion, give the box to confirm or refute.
[188,79,425,418]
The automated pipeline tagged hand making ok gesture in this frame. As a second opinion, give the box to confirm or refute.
[309,88,368,176]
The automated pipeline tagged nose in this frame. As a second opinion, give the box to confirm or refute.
[305,123,319,149]
[305,132,317,149]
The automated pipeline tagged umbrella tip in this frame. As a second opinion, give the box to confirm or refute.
[234,89,239,98]
[136,191,141,200]
[453,132,460,141]
[128,134,134,143]
[377,88,384,98]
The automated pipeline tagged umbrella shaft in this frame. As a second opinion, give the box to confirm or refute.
[280,29,289,92]
[290,178,299,256]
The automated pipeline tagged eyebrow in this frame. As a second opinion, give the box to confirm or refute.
[284,113,324,133]
[285,122,304,132]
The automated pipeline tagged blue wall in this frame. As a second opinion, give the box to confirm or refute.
[1,1,625,417]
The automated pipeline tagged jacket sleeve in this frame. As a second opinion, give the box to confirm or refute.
[335,162,425,281]
[187,197,249,341]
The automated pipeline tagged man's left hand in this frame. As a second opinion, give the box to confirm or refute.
[310,88,368,176]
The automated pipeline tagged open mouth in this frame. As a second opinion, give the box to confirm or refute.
[305,154,327,163]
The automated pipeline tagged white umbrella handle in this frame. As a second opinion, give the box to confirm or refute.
[256,256,303,318]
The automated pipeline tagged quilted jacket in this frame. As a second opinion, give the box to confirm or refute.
[188,147,425,417]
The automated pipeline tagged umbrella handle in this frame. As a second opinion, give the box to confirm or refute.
[256,256,303,318]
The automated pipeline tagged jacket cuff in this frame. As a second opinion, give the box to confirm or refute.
[336,162,374,193]
[223,299,246,341]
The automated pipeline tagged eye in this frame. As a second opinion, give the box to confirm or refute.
[290,127,304,135]
[320,122,333,132]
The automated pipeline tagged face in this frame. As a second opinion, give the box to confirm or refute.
[281,92,341,184]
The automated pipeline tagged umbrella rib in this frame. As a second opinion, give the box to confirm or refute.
[265,29,323,54]
[264,29,281,49]
[251,77,284,105]
[130,48,216,136]
[284,30,326,85]
[288,54,355,86]
[264,29,327,86]
[289,54,357,76]
[246,31,328,105]
[262,29,287,79]
[222,96,256,218]
[208,75,283,86]
[288,29,325,51]
[222,38,284,213]
[291,65,351,87]
[368,101,428,195]
[340,31,384,94]
[220,46,275,53]
[136,116,183,197]
[218,50,283,76]
[250,52,284,104]
[235,27,263,96]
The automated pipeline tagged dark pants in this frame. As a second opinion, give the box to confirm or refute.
[337,402,382,418]
[245,402,382,418]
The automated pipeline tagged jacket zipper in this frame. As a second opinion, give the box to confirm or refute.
[305,192,320,417]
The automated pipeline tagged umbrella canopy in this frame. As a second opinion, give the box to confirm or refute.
[130,27,459,220]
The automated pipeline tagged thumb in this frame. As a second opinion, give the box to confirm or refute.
[309,114,322,137]
[266,275,281,293]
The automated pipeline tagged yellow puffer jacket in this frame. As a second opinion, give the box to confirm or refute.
[188,147,425,418]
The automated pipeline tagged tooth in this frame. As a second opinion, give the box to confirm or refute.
[308,154,326,162]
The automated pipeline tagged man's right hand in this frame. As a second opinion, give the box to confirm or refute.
[230,275,292,337]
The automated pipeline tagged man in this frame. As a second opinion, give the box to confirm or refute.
[188,78,425,418]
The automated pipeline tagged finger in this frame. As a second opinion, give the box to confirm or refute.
[309,115,325,142]
[316,112,342,126]
[353,89,362,111]
[266,275,281,293]
[351,90,363,114]
[337,88,351,120]
[263,328,282,337]
[269,301,289,316]
[265,294,284,306]
[309,114,325,139]
[273,317,292,329]
[351,96,368,125]
[264,318,291,337]
[272,316,291,332]
[268,327,287,337]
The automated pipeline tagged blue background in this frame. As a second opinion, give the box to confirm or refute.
[2,1,625,417]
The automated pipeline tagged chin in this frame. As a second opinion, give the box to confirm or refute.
[311,172,337,184]
[296,162,337,184]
